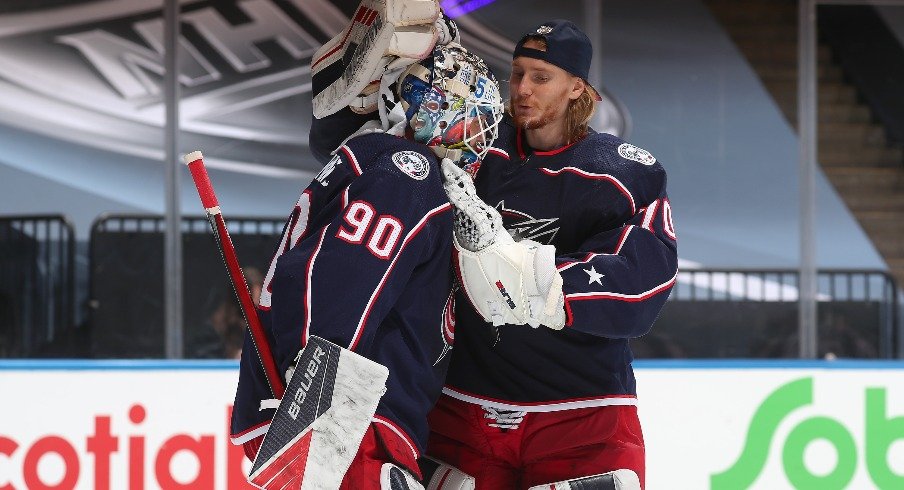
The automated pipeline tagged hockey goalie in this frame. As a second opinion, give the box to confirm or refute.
[228,1,502,488]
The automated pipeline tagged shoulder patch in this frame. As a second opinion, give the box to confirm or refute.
[391,150,430,180]
[617,143,656,166]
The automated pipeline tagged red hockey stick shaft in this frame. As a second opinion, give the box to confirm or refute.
[184,151,285,399]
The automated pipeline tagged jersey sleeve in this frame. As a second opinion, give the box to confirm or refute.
[230,324,280,451]
[269,153,452,354]
[556,196,678,339]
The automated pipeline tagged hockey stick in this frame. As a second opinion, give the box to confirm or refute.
[184,151,285,399]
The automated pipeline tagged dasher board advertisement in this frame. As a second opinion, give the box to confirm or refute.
[639,361,904,490]
[1,360,903,489]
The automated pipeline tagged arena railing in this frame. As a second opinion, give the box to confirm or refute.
[88,213,284,358]
[0,214,76,357]
[638,268,901,359]
[4,212,901,360]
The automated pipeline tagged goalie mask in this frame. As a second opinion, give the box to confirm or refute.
[398,42,503,175]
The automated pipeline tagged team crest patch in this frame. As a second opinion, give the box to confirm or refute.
[617,143,657,165]
[392,151,430,180]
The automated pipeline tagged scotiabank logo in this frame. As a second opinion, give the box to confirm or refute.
[711,378,904,489]
[0,404,253,490]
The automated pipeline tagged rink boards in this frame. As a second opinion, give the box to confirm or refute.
[1,360,903,489]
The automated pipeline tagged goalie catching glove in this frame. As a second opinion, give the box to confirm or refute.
[442,159,566,330]
[312,0,460,118]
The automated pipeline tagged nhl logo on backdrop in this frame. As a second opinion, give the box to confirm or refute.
[0,0,350,171]
[0,0,631,170]
[392,151,430,180]
[617,143,657,165]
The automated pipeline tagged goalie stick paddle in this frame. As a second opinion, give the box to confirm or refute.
[184,151,285,399]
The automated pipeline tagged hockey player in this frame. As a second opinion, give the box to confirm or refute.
[426,19,678,490]
[229,7,503,489]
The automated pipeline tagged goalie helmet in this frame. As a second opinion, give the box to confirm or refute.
[397,42,503,175]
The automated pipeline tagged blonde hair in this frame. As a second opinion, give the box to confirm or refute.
[565,88,595,144]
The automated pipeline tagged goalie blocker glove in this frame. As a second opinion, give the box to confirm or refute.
[442,159,565,329]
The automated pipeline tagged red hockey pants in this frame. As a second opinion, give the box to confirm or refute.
[426,395,645,489]
[340,421,423,489]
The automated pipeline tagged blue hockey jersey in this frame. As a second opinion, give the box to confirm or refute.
[231,132,455,459]
[442,116,678,410]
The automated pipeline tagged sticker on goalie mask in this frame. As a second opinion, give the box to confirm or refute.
[392,151,430,180]
[617,143,656,166]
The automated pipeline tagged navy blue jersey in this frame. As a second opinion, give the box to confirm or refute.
[443,116,678,410]
[231,132,455,457]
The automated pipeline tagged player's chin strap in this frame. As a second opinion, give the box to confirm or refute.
[526,469,642,490]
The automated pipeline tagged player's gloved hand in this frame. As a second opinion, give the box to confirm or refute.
[441,159,565,329]
[359,8,459,117]
[441,157,503,252]
[313,0,442,118]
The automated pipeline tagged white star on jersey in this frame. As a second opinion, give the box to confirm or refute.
[584,266,604,285]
